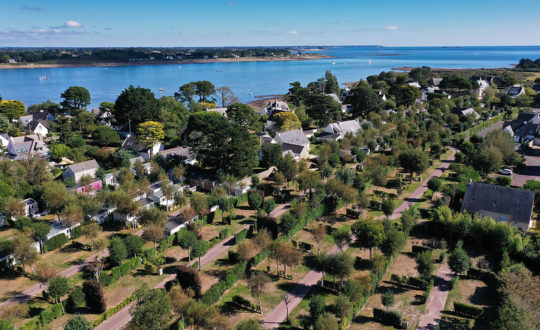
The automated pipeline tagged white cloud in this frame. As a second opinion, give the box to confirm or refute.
[383,25,400,31]
[288,30,298,35]
[64,20,83,28]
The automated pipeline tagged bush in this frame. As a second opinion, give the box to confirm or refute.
[453,302,483,318]
[373,308,402,326]
[67,286,86,312]
[256,216,279,239]
[346,208,361,218]
[219,228,229,240]
[176,265,202,297]
[235,228,247,241]
[412,245,430,254]
[263,199,276,214]
[450,276,459,289]
[228,250,239,263]
[201,262,247,305]
[44,233,68,251]
[495,176,511,186]
[83,280,106,314]
[99,272,113,286]
[381,198,397,216]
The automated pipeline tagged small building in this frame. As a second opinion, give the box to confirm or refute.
[281,143,310,160]
[451,107,480,120]
[507,85,525,98]
[75,179,103,195]
[502,112,540,143]
[27,120,49,137]
[122,135,164,160]
[18,111,55,127]
[317,119,362,141]
[63,159,99,183]
[260,100,290,117]
[92,108,115,127]
[157,147,193,162]
[0,134,9,148]
[22,198,39,217]
[461,182,534,232]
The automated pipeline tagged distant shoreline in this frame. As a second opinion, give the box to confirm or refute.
[0,54,332,70]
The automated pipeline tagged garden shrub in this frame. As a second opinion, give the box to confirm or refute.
[235,229,248,243]
[373,308,402,326]
[99,272,113,286]
[44,234,69,251]
[219,229,229,239]
[256,216,278,239]
[453,302,483,318]
[228,250,239,264]
[176,265,202,297]
[346,208,360,218]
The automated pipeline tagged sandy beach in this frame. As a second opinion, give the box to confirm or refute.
[0,54,331,70]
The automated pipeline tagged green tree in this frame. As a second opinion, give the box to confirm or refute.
[324,70,340,94]
[280,213,297,236]
[195,80,216,103]
[346,84,383,117]
[304,94,341,127]
[448,241,470,275]
[82,280,106,313]
[64,315,92,330]
[47,276,69,303]
[399,149,430,183]
[67,287,86,311]
[247,191,263,210]
[236,319,264,330]
[0,100,25,120]
[0,320,14,330]
[216,86,238,107]
[351,219,385,260]
[130,288,172,330]
[61,86,90,114]
[42,181,69,219]
[415,250,434,280]
[49,143,71,162]
[92,126,120,146]
[309,294,326,320]
[139,207,168,227]
[142,226,164,250]
[226,103,262,131]
[109,236,127,266]
[174,82,196,103]
[124,235,144,257]
[333,227,351,251]
[114,85,158,127]
[191,240,208,271]
[185,111,258,178]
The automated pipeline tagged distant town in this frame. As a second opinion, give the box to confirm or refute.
[0,59,539,330]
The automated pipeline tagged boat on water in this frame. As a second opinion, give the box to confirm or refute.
[38,76,49,81]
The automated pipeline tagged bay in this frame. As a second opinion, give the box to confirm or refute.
[1,45,540,109]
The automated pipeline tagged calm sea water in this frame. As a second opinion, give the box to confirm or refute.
[1,46,540,109]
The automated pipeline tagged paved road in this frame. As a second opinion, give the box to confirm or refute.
[417,264,453,330]
[388,147,457,220]
[511,154,540,187]
[262,244,344,329]
[95,227,245,330]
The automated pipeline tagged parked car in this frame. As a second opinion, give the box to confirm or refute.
[499,168,513,175]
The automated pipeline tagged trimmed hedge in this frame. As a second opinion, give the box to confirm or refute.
[44,233,68,252]
[439,316,472,330]
[92,293,138,327]
[107,257,141,285]
[453,302,483,318]
[233,193,248,206]
[373,308,402,326]
[201,261,247,305]
[235,229,248,243]
[346,208,361,218]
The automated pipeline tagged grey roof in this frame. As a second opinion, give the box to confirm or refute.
[275,129,309,146]
[157,147,192,159]
[281,143,306,156]
[122,136,147,152]
[515,112,540,125]
[461,182,534,227]
[139,198,154,207]
[165,217,186,232]
[508,86,524,96]
[329,120,362,135]
[66,159,99,174]
[28,120,49,131]
[432,78,443,86]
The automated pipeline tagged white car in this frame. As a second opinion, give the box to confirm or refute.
[499,168,513,175]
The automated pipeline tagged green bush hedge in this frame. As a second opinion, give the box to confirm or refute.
[92,293,138,327]
[453,302,483,318]
[233,193,248,206]
[37,302,63,326]
[219,229,229,239]
[202,261,247,305]
[106,257,140,285]
[235,229,248,243]
[373,308,402,326]
[44,233,68,252]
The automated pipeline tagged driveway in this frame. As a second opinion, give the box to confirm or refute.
[511,154,540,187]
[417,264,453,330]
[388,147,457,220]
[262,244,345,328]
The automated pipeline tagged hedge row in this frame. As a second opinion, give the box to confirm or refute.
[235,229,248,243]
[100,257,141,286]
[92,293,138,327]
[453,302,483,318]
[372,308,402,327]
[389,274,429,290]
[44,233,68,252]
[201,261,248,305]
[439,316,472,330]
[422,278,434,303]
[233,193,248,206]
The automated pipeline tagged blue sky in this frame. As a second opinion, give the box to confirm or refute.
[1,0,540,47]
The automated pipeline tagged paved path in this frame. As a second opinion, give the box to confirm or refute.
[262,244,344,329]
[388,147,457,220]
[417,264,453,330]
[95,227,245,330]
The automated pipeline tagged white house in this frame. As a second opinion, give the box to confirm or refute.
[122,135,164,160]
[0,134,9,148]
[260,100,290,117]
[7,134,49,160]
[63,159,99,183]
[22,198,39,217]
[318,119,362,141]
[274,129,310,150]
[28,121,49,137]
